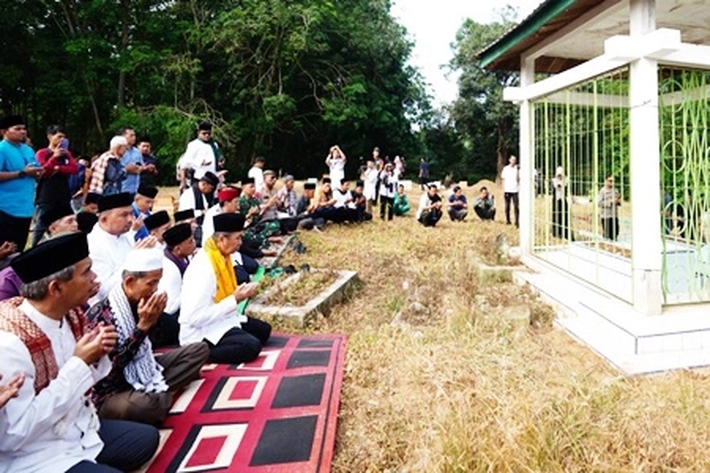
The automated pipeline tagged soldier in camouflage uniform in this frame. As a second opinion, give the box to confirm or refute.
[239,177,281,247]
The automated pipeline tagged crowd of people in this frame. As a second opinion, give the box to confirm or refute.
[0,113,536,471]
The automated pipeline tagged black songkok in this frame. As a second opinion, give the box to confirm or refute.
[11,233,89,283]
[163,223,192,247]
[144,210,170,231]
[213,213,245,233]
[98,192,133,212]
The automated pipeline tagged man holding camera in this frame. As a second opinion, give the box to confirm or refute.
[33,125,79,246]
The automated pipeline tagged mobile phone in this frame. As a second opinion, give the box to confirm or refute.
[59,138,69,150]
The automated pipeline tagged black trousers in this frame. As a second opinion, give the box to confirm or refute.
[0,210,31,250]
[474,206,496,221]
[379,196,394,220]
[504,192,519,225]
[418,209,442,227]
[66,419,159,472]
[601,217,619,241]
[206,317,272,364]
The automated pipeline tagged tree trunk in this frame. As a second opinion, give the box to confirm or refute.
[117,0,130,109]
[496,124,508,184]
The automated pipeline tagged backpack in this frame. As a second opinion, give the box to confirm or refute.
[103,158,126,196]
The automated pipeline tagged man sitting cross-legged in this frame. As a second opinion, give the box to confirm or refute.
[0,232,159,472]
[180,213,272,364]
[90,247,209,426]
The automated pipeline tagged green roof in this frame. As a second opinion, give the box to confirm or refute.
[478,0,577,69]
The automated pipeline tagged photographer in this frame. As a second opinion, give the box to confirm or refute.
[33,125,79,246]
[325,145,346,187]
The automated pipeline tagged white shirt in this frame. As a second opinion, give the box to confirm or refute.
[416,192,437,220]
[363,167,378,200]
[0,300,111,473]
[180,139,217,180]
[178,187,210,219]
[200,204,221,247]
[379,171,397,199]
[501,164,520,193]
[87,225,136,306]
[179,250,245,345]
[158,255,185,316]
[333,188,351,208]
[248,166,264,195]
[328,157,345,186]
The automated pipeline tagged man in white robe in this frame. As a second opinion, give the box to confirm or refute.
[159,223,196,317]
[90,248,208,426]
[87,192,154,306]
[0,232,159,472]
[178,121,219,192]
[179,213,271,364]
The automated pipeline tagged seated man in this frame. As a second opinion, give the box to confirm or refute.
[0,232,158,472]
[34,203,78,245]
[143,210,172,245]
[0,206,79,301]
[132,184,158,241]
[239,177,282,247]
[416,184,443,227]
[393,184,410,216]
[88,192,150,305]
[90,248,208,426]
[79,191,101,214]
[447,185,469,221]
[180,213,271,364]
[159,223,196,319]
[178,171,219,246]
[296,182,325,231]
[473,186,496,221]
[349,180,372,222]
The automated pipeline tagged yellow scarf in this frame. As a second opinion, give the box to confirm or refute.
[205,237,237,302]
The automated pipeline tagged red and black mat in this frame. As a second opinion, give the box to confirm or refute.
[144,333,347,472]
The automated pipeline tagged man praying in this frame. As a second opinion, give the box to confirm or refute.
[179,213,271,364]
[90,247,208,426]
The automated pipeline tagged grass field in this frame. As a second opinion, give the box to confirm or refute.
[167,181,710,472]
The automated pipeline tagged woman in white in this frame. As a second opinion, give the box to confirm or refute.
[325,145,347,187]
[361,159,378,212]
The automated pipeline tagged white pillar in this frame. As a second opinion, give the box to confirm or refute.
[519,55,535,257]
[629,0,663,314]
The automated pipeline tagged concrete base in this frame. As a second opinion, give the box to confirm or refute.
[247,270,358,327]
[516,256,710,375]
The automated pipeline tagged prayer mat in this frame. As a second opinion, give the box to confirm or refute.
[143,333,347,473]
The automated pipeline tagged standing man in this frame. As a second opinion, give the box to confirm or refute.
[0,116,43,249]
[248,156,266,196]
[0,232,159,472]
[598,175,621,241]
[89,136,128,196]
[118,127,144,196]
[418,157,430,190]
[179,122,220,192]
[137,136,159,187]
[33,125,79,246]
[501,155,520,227]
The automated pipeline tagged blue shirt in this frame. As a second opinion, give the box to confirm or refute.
[132,202,150,241]
[0,140,39,218]
[449,194,467,206]
[120,147,144,194]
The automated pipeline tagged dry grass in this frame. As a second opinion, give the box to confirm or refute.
[175,182,710,471]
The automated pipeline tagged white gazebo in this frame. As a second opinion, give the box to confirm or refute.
[479,0,710,374]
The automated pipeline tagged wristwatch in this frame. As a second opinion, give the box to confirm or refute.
[17,170,26,178]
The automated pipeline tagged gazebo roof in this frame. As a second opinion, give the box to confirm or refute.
[479,0,710,73]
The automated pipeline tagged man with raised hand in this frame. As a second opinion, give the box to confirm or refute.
[0,232,159,472]
[90,247,208,426]
[180,213,271,364]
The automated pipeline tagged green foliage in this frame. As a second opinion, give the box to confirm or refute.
[2,0,428,183]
